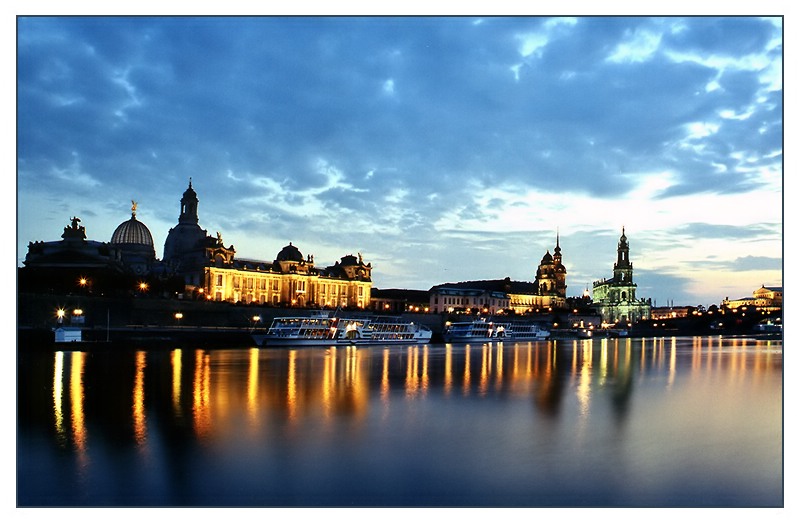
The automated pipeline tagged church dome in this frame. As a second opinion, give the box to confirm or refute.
[111,203,154,246]
[276,242,303,262]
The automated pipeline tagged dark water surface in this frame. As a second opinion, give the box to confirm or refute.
[17,336,782,507]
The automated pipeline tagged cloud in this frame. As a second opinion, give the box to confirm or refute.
[17,16,783,307]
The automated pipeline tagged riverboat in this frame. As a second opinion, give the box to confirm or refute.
[251,313,433,347]
[443,319,549,343]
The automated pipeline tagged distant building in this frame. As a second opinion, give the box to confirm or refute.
[591,228,651,324]
[429,284,510,314]
[370,288,430,313]
[24,216,123,273]
[650,306,693,320]
[722,285,782,312]
[429,234,569,314]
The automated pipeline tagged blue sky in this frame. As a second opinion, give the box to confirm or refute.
[16,14,783,307]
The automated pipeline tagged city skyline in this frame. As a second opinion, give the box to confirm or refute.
[17,15,783,307]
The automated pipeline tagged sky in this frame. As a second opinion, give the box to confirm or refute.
[15,12,784,308]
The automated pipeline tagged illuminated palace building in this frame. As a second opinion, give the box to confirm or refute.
[162,181,372,307]
[23,180,373,308]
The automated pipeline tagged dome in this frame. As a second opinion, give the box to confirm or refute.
[276,242,303,262]
[112,214,154,246]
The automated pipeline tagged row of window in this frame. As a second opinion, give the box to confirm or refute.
[433,296,507,306]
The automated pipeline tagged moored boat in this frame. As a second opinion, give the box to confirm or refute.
[252,312,432,347]
[443,318,549,343]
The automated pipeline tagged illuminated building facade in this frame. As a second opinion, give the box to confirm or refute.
[429,286,510,314]
[591,228,651,324]
[722,285,782,312]
[21,181,372,307]
[164,180,372,307]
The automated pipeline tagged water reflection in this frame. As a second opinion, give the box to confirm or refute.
[35,337,780,449]
[21,336,782,507]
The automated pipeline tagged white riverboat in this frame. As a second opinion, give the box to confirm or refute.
[252,312,433,347]
[443,319,549,343]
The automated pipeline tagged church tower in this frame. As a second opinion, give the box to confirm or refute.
[163,179,211,283]
[591,227,651,324]
[613,227,633,284]
[179,178,199,225]
[532,232,568,309]
[552,231,567,297]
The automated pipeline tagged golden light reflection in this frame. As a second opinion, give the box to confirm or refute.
[421,346,430,393]
[53,352,65,445]
[495,344,503,391]
[70,351,87,455]
[345,346,359,389]
[667,338,677,388]
[323,348,336,417]
[479,346,490,396]
[598,338,609,386]
[133,351,147,446]
[287,350,297,421]
[171,349,182,418]
[381,349,390,402]
[444,346,453,395]
[576,341,592,418]
[463,345,471,395]
[405,346,420,396]
[192,350,212,439]
[247,348,259,424]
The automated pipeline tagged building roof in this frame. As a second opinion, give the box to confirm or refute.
[111,214,154,246]
[431,278,537,295]
[372,288,430,301]
[276,242,304,262]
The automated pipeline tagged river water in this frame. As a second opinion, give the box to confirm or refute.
[17,336,782,507]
